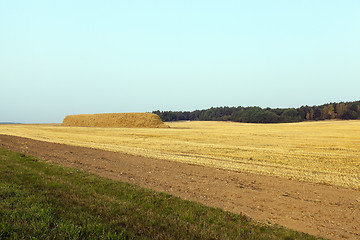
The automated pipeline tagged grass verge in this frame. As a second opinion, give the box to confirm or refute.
[0,147,325,239]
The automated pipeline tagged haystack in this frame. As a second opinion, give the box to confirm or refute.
[62,113,169,128]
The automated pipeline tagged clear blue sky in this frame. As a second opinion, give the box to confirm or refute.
[1,1,359,123]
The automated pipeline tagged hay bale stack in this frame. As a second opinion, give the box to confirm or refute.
[62,113,169,128]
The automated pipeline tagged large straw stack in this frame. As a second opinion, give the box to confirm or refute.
[62,113,169,128]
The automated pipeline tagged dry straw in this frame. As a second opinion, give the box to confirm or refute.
[62,113,169,128]
[1,120,359,189]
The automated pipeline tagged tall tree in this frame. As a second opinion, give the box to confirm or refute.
[336,103,347,117]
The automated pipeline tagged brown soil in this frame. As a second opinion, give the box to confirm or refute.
[0,134,359,240]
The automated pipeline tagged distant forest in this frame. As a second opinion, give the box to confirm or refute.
[153,101,360,123]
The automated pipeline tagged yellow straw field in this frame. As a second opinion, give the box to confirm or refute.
[1,120,359,189]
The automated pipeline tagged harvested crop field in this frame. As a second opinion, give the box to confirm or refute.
[0,120,359,189]
[0,134,359,240]
[62,113,169,128]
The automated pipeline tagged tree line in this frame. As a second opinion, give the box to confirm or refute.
[153,101,360,123]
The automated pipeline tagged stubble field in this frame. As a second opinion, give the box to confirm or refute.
[1,120,359,189]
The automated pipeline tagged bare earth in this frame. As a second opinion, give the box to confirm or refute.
[0,135,359,240]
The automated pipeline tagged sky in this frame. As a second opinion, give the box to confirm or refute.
[1,1,360,123]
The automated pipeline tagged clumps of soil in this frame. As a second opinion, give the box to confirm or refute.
[62,113,169,128]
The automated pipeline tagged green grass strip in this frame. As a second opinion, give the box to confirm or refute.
[0,147,325,239]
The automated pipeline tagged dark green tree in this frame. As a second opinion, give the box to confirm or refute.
[280,109,301,122]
